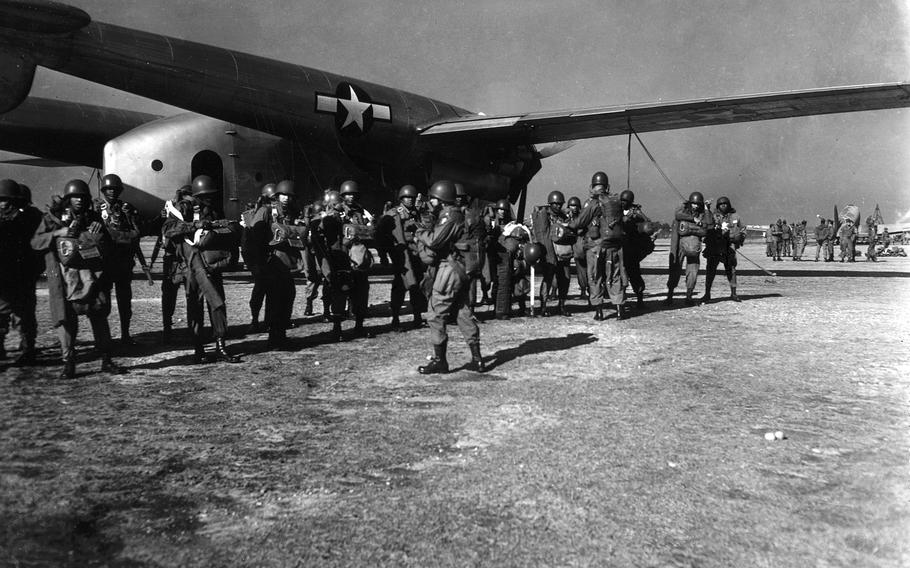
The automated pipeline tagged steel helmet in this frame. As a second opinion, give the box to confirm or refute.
[260,183,277,198]
[454,183,468,197]
[275,180,296,196]
[398,184,418,199]
[495,199,511,211]
[428,180,457,204]
[688,191,705,206]
[0,179,19,199]
[18,183,32,204]
[716,196,731,207]
[591,171,609,187]
[339,180,359,195]
[547,190,565,205]
[63,179,92,199]
[619,190,635,204]
[567,196,582,208]
[324,190,342,207]
[192,175,219,196]
[523,242,544,265]
[101,173,124,193]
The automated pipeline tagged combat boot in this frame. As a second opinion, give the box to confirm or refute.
[161,323,173,344]
[593,306,604,321]
[615,304,625,320]
[540,299,550,317]
[517,300,528,317]
[101,355,127,374]
[684,290,695,306]
[304,300,314,316]
[664,290,674,306]
[247,317,262,334]
[557,300,571,317]
[13,346,37,367]
[701,290,712,304]
[193,344,209,364]
[418,343,449,374]
[730,287,742,302]
[351,317,370,338]
[213,339,240,363]
[636,290,644,308]
[467,344,486,372]
[412,313,426,329]
[120,320,137,346]
[59,358,76,380]
[390,313,402,332]
[331,320,344,342]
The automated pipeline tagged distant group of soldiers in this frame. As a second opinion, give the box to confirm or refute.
[767,216,893,263]
[1,169,753,379]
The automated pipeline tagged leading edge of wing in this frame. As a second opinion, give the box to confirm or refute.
[417,82,910,148]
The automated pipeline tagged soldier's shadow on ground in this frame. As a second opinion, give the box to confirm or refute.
[484,332,598,371]
[639,291,782,313]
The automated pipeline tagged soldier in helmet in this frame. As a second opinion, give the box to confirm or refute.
[12,182,43,364]
[532,190,572,316]
[379,184,427,331]
[565,196,588,301]
[619,189,654,308]
[95,173,148,345]
[813,216,828,262]
[702,196,744,302]
[31,179,126,378]
[162,175,240,363]
[567,171,626,320]
[488,198,515,319]
[454,183,491,313]
[241,182,276,333]
[248,180,306,348]
[338,180,373,336]
[159,184,193,343]
[302,197,329,320]
[838,217,857,262]
[0,180,39,365]
[666,191,712,306]
[416,180,485,374]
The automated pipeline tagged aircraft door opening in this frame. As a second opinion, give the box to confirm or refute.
[191,150,225,216]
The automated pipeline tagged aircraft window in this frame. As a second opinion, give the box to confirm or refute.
[151,159,164,172]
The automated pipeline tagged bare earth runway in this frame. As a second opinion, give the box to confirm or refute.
[2,242,908,567]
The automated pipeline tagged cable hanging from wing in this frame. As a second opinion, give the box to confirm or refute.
[628,124,777,281]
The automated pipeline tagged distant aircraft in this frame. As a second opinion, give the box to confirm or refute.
[1,0,909,221]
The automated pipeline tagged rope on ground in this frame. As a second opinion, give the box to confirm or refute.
[736,248,778,281]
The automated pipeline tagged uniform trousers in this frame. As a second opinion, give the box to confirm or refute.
[667,250,699,293]
[186,266,228,342]
[161,254,181,327]
[599,245,626,307]
[584,241,603,307]
[428,260,479,348]
[263,256,295,334]
[539,258,571,301]
[573,240,588,294]
[390,250,427,315]
[814,240,825,261]
[705,249,737,290]
[58,291,113,362]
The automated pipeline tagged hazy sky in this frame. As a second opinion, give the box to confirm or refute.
[2,0,908,223]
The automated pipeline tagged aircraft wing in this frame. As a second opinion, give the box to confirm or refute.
[418,83,910,148]
[0,97,160,168]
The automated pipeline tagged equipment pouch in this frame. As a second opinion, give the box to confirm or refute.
[679,235,702,258]
[554,243,574,260]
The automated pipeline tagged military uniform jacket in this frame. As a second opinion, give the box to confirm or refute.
[532,206,569,264]
[704,209,744,257]
[567,196,603,249]
[95,196,141,275]
[162,203,229,308]
[415,205,466,266]
[32,207,111,324]
[379,204,422,287]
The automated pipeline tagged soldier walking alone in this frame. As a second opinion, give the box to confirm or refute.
[415,181,485,374]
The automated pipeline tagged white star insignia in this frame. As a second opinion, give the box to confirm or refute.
[339,86,371,130]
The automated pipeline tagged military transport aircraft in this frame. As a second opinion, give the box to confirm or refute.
[1,0,908,222]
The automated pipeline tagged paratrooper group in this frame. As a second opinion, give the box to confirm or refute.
[0,171,749,379]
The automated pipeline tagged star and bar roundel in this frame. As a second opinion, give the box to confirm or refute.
[315,82,392,136]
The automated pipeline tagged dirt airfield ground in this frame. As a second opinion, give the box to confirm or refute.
[2,241,909,567]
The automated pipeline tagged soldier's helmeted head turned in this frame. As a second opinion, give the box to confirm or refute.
[0,179,19,211]
[101,173,124,200]
[716,196,731,212]
[590,171,609,196]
